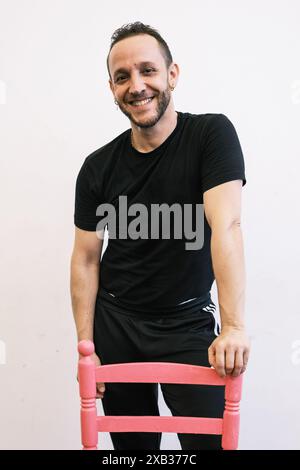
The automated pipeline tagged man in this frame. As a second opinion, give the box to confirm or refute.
[70,21,250,450]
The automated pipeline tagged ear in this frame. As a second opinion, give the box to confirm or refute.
[168,62,180,87]
[109,79,117,103]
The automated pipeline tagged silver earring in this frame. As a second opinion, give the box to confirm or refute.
[170,84,175,91]
[114,99,119,110]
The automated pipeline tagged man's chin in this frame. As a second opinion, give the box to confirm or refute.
[129,112,160,129]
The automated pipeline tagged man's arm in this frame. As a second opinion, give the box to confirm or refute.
[70,227,104,342]
[70,227,106,398]
[203,179,250,377]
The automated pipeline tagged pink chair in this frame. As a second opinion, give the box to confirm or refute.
[77,339,243,450]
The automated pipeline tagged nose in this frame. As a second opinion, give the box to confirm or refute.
[128,71,146,98]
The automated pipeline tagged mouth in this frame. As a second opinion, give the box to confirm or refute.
[128,96,155,109]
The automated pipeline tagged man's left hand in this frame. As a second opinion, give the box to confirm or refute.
[208,326,251,378]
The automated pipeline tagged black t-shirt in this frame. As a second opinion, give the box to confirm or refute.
[74,111,246,313]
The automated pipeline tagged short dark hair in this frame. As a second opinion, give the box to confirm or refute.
[106,21,173,80]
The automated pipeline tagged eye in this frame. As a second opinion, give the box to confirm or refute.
[115,68,155,83]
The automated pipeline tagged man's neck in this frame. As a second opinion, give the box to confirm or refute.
[131,108,178,153]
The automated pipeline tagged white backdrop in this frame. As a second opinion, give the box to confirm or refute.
[0,0,300,450]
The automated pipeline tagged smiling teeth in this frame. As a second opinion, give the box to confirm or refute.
[131,97,153,106]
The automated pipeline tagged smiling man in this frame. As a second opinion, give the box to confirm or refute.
[71,21,250,451]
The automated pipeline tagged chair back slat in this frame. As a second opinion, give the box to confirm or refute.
[96,415,223,434]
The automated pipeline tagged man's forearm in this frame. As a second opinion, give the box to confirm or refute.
[210,222,246,329]
[70,259,100,342]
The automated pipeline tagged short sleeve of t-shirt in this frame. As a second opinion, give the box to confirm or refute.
[74,160,103,231]
[200,113,247,194]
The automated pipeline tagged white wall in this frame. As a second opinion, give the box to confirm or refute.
[0,0,299,450]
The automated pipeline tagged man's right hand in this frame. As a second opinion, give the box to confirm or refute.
[77,352,106,400]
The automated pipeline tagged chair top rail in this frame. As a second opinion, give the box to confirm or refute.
[93,362,226,386]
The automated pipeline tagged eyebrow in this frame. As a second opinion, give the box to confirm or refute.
[113,61,157,79]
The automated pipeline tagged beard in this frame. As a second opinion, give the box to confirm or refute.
[116,86,172,129]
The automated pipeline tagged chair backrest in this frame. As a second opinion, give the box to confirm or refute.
[77,339,243,450]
